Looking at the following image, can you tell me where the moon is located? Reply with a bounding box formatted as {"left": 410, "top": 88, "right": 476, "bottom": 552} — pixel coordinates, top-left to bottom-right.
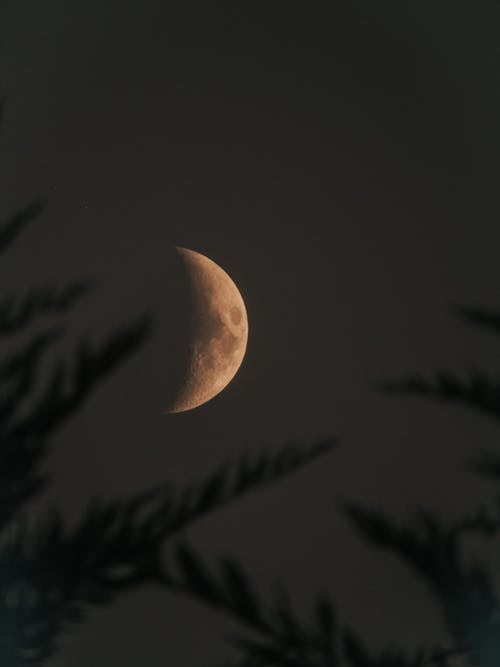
{"left": 166, "top": 247, "right": 249, "bottom": 413}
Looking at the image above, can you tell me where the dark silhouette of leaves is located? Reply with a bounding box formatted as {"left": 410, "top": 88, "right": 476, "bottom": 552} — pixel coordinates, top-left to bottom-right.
{"left": 342, "top": 504, "right": 496, "bottom": 667}
{"left": 0, "top": 439, "right": 336, "bottom": 662}
{"left": 368, "top": 299, "right": 500, "bottom": 667}
{"left": 0, "top": 330, "right": 63, "bottom": 424}
{"left": 0, "top": 316, "right": 153, "bottom": 537}
{"left": 455, "top": 305, "right": 500, "bottom": 334}
{"left": 378, "top": 301, "right": 500, "bottom": 424}
{"left": 378, "top": 370, "right": 500, "bottom": 420}
{"left": 467, "top": 455, "right": 500, "bottom": 480}
{"left": 161, "top": 541, "right": 341, "bottom": 667}
{"left": 5, "top": 314, "right": 153, "bottom": 442}
{"left": 0, "top": 200, "right": 46, "bottom": 256}
{"left": 342, "top": 632, "right": 462, "bottom": 667}
{"left": 0, "top": 283, "right": 92, "bottom": 336}
{"left": 0, "top": 170, "right": 341, "bottom": 664}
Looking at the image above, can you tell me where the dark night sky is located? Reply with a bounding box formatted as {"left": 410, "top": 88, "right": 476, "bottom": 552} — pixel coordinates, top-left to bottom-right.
{"left": 1, "top": 2, "right": 500, "bottom": 664}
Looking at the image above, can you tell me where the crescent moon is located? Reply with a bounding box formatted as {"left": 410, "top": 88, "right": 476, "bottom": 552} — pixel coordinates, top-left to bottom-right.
{"left": 166, "top": 247, "right": 249, "bottom": 413}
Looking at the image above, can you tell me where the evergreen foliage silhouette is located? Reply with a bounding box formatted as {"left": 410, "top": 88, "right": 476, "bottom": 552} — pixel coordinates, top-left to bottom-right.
{"left": 0, "top": 104, "right": 337, "bottom": 664}
{"left": 4, "top": 109, "right": 492, "bottom": 667}
{"left": 194, "top": 321, "right": 500, "bottom": 665}
{"left": 340, "top": 306, "right": 500, "bottom": 667}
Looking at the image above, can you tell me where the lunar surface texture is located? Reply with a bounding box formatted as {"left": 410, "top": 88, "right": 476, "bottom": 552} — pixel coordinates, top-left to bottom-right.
{"left": 166, "top": 247, "right": 248, "bottom": 413}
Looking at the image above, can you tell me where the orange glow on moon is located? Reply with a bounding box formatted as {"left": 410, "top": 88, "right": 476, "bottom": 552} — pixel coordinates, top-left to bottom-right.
{"left": 166, "top": 247, "right": 248, "bottom": 413}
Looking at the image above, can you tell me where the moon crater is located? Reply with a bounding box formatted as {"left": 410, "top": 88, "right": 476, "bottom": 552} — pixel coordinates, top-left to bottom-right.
{"left": 166, "top": 247, "right": 248, "bottom": 413}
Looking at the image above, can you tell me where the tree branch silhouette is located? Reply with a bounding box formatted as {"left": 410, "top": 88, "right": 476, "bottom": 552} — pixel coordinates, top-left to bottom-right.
{"left": 158, "top": 541, "right": 339, "bottom": 667}
{"left": 0, "top": 200, "right": 47, "bottom": 257}
{"left": 0, "top": 283, "right": 92, "bottom": 336}
{"left": 346, "top": 303, "right": 500, "bottom": 667}
{"left": 0, "top": 138, "right": 339, "bottom": 664}
{"left": 1, "top": 440, "right": 337, "bottom": 663}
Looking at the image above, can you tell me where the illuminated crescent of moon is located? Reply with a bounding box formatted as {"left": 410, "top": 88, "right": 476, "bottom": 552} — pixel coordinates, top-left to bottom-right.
{"left": 166, "top": 247, "right": 249, "bottom": 413}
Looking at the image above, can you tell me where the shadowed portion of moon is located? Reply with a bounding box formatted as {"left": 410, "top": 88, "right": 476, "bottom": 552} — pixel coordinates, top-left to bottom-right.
{"left": 165, "top": 247, "right": 248, "bottom": 413}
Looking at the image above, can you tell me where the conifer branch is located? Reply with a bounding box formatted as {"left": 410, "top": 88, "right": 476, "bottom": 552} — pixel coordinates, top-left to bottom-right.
{"left": 343, "top": 632, "right": 465, "bottom": 667}
{"left": 0, "top": 439, "right": 336, "bottom": 662}
{"left": 342, "top": 504, "right": 496, "bottom": 667}
{"left": 0, "top": 283, "right": 92, "bottom": 336}
{"left": 5, "top": 314, "right": 153, "bottom": 441}
{"left": 161, "top": 541, "right": 339, "bottom": 667}
{"left": 378, "top": 370, "right": 500, "bottom": 420}
{"left": 455, "top": 305, "right": 500, "bottom": 335}
{"left": 0, "top": 200, "right": 46, "bottom": 256}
